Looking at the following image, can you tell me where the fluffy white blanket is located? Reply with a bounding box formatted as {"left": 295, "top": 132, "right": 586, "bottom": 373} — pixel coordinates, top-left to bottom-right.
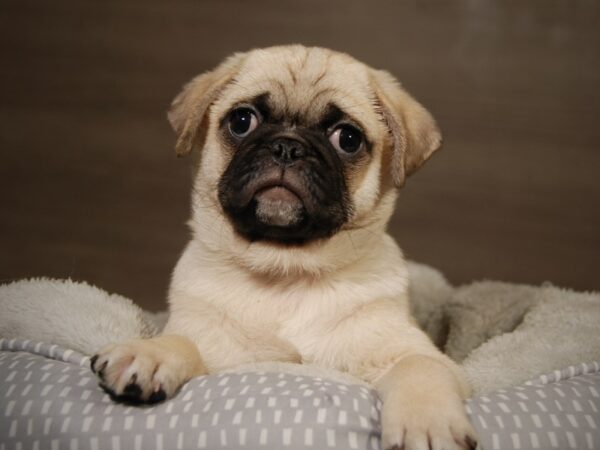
{"left": 1, "top": 262, "right": 599, "bottom": 395}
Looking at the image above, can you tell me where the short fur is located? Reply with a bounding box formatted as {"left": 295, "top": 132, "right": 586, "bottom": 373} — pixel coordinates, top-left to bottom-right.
{"left": 92, "top": 46, "right": 476, "bottom": 450}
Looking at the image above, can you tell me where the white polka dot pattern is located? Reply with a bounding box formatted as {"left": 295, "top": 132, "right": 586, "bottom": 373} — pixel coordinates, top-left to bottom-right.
{"left": 1, "top": 338, "right": 600, "bottom": 450}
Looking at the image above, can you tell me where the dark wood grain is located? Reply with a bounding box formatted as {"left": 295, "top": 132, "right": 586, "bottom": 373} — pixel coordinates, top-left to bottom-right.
{"left": 1, "top": 0, "right": 598, "bottom": 310}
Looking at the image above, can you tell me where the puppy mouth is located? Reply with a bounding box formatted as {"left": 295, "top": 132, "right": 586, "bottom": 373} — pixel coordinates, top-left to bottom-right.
{"left": 218, "top": 142, "right": 350, "bottom": 244}
{"left": 251, "top": 176, "right": 305, "bottom": 227}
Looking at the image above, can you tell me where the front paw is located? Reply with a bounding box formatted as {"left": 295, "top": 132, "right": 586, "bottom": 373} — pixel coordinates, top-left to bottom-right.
{"left": 381, "top": 396, "right": 477, "bottom": 450}
{"left": 90, "top": 338, "right": 193, "bottom": 404}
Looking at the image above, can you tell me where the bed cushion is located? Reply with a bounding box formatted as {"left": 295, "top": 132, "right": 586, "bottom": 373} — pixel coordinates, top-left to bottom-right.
{"left": 0, "top": 339, "right": 381, "bottom": 450}
{"left": 1, "top": 338, "right": 599, "bottom": 450}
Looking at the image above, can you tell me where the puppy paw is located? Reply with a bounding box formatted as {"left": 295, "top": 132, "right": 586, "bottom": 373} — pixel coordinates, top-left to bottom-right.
{"left": 90, "top": 335, "right": 205, "bottom": 404}
{"left": 381, "top": 399, "right": 477, "bottom": 450}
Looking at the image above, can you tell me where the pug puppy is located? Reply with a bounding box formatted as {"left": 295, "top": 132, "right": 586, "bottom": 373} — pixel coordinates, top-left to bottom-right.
{"left": 91, "top": 45, "right": 477, "bottom": 450}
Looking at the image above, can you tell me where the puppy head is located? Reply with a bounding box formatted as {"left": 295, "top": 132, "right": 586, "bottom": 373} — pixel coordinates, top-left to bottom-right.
{"left": 169, "top": 46, "right": 441, "bottom": 271}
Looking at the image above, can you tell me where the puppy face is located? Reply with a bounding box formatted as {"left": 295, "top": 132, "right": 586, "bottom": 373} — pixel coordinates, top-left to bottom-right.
{"left": 169, "top": 46, "right": 441, "bottom": 253}
{"left": 216, "top": 100, "right": 350, "bottom": 244}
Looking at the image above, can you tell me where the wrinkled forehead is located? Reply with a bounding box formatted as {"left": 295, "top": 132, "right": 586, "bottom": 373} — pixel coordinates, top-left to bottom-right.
{"left": 219, "top": 47, "right": 381, "bottom": 131}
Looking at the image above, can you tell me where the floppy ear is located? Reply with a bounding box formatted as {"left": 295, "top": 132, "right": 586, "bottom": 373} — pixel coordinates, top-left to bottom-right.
{"left": 168, "top": 53, "right": 246, "bottom": 156}
{"left": 369, "top": 69, "right": 442, "bottom": 187}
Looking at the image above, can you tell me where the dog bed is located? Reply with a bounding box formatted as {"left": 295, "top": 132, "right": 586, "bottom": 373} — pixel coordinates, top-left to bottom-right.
{"left": 1, "top": 339, "right": 599, "bottom": 450}
{"left": 1, "top": 262, "right": 600, "bottom": 449}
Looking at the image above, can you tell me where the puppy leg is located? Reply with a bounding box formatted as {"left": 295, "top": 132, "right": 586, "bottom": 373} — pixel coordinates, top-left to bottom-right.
{"left": 376, "top": 355, "right": 476, "bottom": 450}
{"left": 90, "top": 334, "right": 206, "bottom": 404}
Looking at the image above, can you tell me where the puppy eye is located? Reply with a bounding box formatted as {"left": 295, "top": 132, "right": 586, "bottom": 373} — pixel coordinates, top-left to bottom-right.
{"left": 228, "top": 107, "right": 259, "bottom": 138}
{"left": 329, "top": 125, "right": 363, "bottom": 154}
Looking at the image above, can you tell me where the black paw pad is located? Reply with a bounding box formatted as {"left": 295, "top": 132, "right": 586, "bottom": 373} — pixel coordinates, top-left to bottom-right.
{"left": 100, "top": 383, "right": 145, "bottom": 405}
{"left": 148, "top": 388, "right": 167, "bottom": 404}
{"left": 122, "top": 381, "right": 142, "bottom": 398}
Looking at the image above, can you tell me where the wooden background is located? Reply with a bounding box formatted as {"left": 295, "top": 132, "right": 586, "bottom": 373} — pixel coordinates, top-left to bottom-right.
{"left": 1, "top": 1, "right": 598, "bottom": 311}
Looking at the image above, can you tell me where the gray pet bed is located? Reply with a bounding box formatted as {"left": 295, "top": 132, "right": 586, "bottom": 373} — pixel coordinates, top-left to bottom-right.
{"left": 1, "top": 339, "right": 599, "bottom": 450}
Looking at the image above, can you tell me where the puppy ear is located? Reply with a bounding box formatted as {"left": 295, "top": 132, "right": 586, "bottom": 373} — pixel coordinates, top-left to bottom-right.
{"left": 370, "top": 69, "right": 442, "bottom": 187}
{"left": 168, "top": 53, "right": 246, "bottom": 156}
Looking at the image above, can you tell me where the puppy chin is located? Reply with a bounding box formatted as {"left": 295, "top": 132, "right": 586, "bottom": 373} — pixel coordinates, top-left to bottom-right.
{"left": 191, "top": 188, "right": 389, "bottom": 279}
{"left": 219, "top": 170, "right": 347, "bottom": 245}
{"left": 255, "top": 187, "right": 303, "bottom": 227}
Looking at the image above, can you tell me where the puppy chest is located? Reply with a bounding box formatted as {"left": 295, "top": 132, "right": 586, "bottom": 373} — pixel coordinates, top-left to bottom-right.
{"left": 220, "top": 292, "right": 349, "bottom": 363}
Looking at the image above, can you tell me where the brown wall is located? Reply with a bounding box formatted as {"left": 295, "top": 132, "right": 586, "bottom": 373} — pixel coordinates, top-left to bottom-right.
{"left": 1, "top": 1, "right": 599, "bottom": 311}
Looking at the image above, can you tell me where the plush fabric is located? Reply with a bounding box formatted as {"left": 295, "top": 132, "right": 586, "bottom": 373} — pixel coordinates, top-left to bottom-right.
{"left": 448, "top": 282, "right": 600, "bottom": 394}
{"left": 406, "top": 262, "right": 600, "bottom": 394}
{"left": 0, "top": 278, "right": 157, "bottom": 355}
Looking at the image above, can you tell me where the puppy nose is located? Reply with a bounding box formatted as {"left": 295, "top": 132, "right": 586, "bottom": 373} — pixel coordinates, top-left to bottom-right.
{"left": 270, "top": 138, "right": 306, "bottom": 166}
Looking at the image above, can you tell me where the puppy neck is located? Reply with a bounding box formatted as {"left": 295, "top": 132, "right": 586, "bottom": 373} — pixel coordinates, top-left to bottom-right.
{"left": 188, "top": 196, "right": 396, "bottom": 282}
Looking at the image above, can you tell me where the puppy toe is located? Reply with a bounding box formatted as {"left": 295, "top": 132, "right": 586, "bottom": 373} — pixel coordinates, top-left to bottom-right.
{"left": 452, "top": 429, "right": 477, "bottom": 450}
{"left": 465, "top": 435, "right": 478, "bottom": 450}
{"left": 148, "top": 387, "right": 167, "bottom": 404}
{"left": 450, "top": 418, "right": 478, "bottom": 450}
{"left": 120, "top": 373, "right": 143, "bottom": 400}
{"left": 151, "top": 363, "right": 184, "bottom": 399}
{"left": 381, "top": 425, "right": 405, "bottom": 450}
{"left": 402, "top": 430, "right": 430, "bottom": 450}
{"left": 115, "top": 354, "right": 158, "bottom": 401}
